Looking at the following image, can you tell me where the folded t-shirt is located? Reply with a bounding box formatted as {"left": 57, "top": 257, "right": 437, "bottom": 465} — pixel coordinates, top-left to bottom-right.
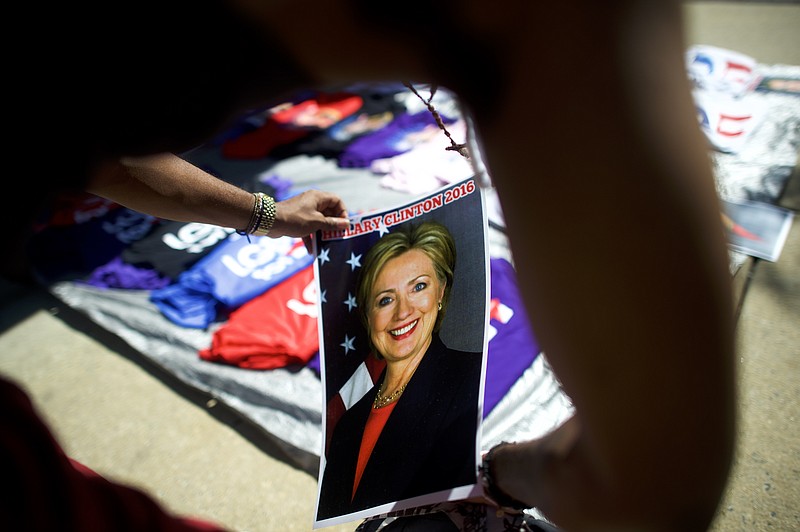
{"left": 198, "top": 265, "right": 320, "bottom": 369}
{"left": 150, "top": 233, "right": 313, "bottom": 328}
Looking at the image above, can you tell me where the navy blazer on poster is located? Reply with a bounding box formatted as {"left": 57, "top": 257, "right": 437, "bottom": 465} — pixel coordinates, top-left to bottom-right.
{"left": 317, "top": 334, "right": 483, "bottom": 520}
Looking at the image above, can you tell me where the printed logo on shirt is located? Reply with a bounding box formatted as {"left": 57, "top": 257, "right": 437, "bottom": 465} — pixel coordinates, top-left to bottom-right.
{"left": 221, "top": 237, "right": 310, "bottom": 279}
{"left": 686, "top": 45, "right": 760, "bottom": 97}
{"left": 162, "top": 223, "right": 236, "bottom": 253}
{"left": 72, "top": 197, "right": 119, "bottom": 225}
{"left": 101, "top": 210, "right": 157, "bottom": 244}
{"left": 487, "top": 297, "right": 514, "bottom": 342}
{"left": 287, "top": 278, "right": 318, "bottom": 318}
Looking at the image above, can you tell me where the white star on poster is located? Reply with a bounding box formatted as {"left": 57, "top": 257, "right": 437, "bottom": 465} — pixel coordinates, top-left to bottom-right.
{"left": 346, "top": 252, "right": 362, "bottom": 271}
{"left": 340, "top": 334, "right": 355, "bottom": 355}
{"left": 317, "top": 247, "right": 331, "bottom": 265}
{"left": 344, "top": 293, "right": 357, "bottom": 312}
{"left": 378, "top": 220, "right": 390, "bottom": 236}
{"left": 320, "top": 289, "right": 327, "bottom": 304}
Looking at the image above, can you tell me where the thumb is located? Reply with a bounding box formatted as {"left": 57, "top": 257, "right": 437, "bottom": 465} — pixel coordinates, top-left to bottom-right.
{"left": 318, "top": 214, "right": 351, "bottom": 231}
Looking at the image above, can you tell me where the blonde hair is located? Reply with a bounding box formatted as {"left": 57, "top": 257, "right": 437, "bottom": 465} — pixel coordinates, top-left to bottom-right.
{"left": 356, "top": 221, "right": 456, "bottom": 344}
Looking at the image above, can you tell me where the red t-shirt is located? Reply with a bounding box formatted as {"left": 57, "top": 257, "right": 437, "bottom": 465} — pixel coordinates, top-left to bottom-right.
{"left": 352, "top": 401, "right": 398, "bottom": 500}
{"left": 199, "top": 266, "right": 319, "bottom": 369}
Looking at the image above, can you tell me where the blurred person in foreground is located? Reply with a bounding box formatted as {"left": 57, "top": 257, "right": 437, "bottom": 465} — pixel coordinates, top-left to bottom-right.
{"left": 3, "top": 1, "right": 735, "bottom": 530}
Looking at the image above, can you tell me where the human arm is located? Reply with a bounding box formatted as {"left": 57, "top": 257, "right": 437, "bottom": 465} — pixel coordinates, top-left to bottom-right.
{"left": 86, "top": 153, "right": 350, "bottom": 239}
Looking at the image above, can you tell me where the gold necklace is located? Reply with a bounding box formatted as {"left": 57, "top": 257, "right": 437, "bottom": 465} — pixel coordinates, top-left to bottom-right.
{"left": 373, "top": 381, "right": 408, "bottom": 409}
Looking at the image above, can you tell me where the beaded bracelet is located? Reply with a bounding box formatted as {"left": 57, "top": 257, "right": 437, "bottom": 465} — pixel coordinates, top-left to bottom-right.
{"left": 479, "top": 441, "right": 530, "bottom": 511}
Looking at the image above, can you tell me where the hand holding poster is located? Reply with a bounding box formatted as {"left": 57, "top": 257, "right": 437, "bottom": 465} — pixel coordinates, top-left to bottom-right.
{"left": 313, "top": 177, "right": 490, "bottom": 528}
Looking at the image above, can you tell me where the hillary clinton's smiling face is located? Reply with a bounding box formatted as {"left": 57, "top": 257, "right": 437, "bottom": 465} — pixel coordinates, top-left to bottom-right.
{"left": 367, "top": 249, "right": 444, "bottom": 364}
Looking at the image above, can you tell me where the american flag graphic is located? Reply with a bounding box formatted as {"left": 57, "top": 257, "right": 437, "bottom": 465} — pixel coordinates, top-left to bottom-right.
{"left": 313, "top": 178, "right": 489, "bottom": 456}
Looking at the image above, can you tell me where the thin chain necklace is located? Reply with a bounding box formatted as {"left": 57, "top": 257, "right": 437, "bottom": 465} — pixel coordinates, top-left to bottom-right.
{"left": 403, "top": 81, "right": 470, "bottom": 160}
{"left": 373, "top": 380, "right": 408, "bottom": 409}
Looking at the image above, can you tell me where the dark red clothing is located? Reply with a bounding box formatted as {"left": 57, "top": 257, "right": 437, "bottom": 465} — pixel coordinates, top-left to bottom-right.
{"left": 0, "top": 376, "right": 227, "bottom": 532}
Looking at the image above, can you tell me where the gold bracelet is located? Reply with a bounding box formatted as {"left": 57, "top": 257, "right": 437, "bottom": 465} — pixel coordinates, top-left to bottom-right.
{"left": 250, "top": 192, "right": 276, "bottom": 236}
